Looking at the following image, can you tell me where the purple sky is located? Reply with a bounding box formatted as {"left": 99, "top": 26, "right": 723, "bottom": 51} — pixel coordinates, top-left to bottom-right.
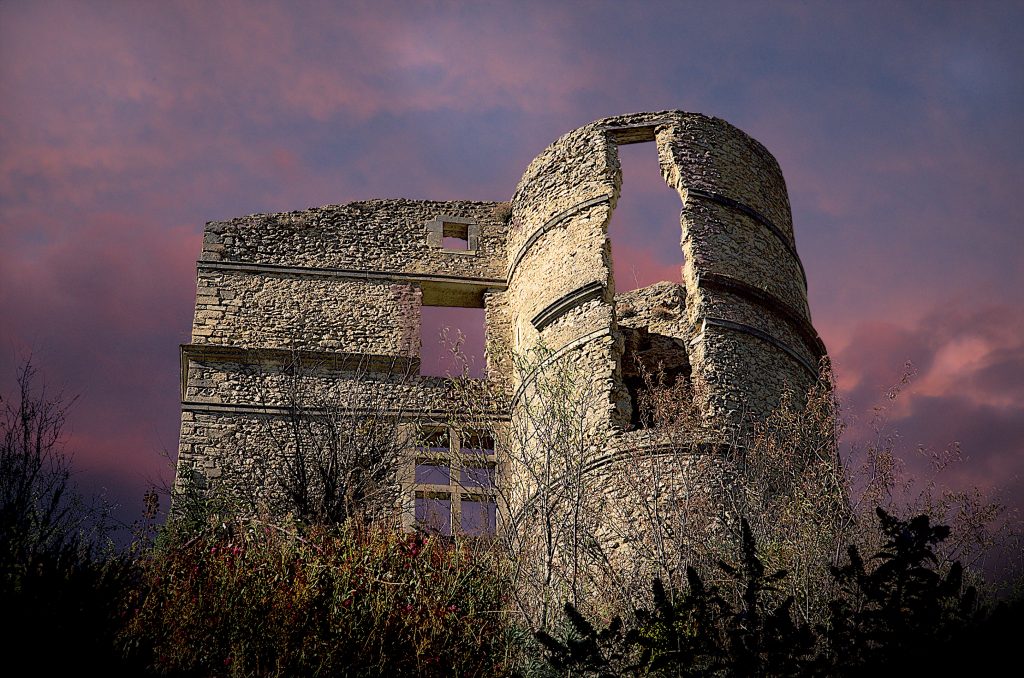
{"left": 2, "top": 1, "right": 1022, "bottom": 527}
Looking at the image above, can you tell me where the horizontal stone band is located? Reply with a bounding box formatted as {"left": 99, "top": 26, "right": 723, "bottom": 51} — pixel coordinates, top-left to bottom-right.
{"left": 698, "top": 273, "right": 825, "bottom": 359}
{"left": 197, "top": 260, "right": 507, "bottom": 289}
{"left": 686, "top": 188, "right": 808, "bottom": 290}
{"left": 510, "top": 328, "right": 613, "bottom": 406}
{"left": 531, "top": 280, "right": 606, "bottom": 331}
{"left": 508, "top": 195, "right": 611, "bottom": 282}
{"left": 181, "top": 400, "right": 508, "bottom": 420}
{"left": 694, "top": 317, "right": 819, "bottom": 377}
{"left": 179, "top": 344, "right": 421, "bottom": 401}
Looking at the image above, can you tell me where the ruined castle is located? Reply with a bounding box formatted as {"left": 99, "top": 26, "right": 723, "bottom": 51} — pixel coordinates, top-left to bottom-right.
{"left": 175, "top": 111, "right": 827, "bottom": 539}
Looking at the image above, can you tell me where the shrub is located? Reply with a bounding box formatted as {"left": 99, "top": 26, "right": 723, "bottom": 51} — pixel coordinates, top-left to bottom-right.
{"left": 536, "top": 509, "right": 1016, "bottom": 677}
{"left": 121, "top": 521, "right": 508, "bottom": 676}
{"left": 0, "top": 359, "right": 142, "bottom": 674}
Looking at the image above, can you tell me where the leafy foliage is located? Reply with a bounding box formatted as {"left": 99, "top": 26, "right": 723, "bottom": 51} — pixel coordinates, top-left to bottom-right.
{"left": 715, "top": 519, "right": 816, "bottom": 676}
{"left": 822, "top": 507, "right": 982, "bottom": 675}
{"left": 535, "top": 604, "right": 634, "bottom": 677}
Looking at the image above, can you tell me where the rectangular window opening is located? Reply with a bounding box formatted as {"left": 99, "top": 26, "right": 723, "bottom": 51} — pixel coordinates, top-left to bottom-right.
{"left": 418, "top": 428, "right": 450, "bottom": 455}
{"left": 460, "top": 497, "right": 497, "bottom": 536}
{"left": 411, "top": 426, "right": 497, "bottom": 537}
{"left": 461, "top": 431, "right": 495, "bottom": 457}
{"left": 415, "top": 462, "right": 450, "bottom": 485}
{"left": 420, "top": 305, "right": 486, "bottom": 378}
{"left": 459, "top": 465, "right": 496, "bottom": 489}
{"left": 415, "top": 493, "right": 452, "bottom": 536}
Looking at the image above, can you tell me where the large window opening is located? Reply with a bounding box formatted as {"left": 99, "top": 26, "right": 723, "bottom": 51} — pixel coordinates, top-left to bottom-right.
{"left": 607, "top": 142, "right": 684, "bottom": 293}
{"left": 420, "top": 305, "right": 486, "bottom": 378}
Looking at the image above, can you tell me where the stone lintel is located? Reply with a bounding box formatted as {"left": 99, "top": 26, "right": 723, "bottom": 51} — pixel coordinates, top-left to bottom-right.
{"left": 599, "top": 118, "right": 674, "bottom": 145}
{"left": 420, "top": 280, "right": 488, "bottom": 308}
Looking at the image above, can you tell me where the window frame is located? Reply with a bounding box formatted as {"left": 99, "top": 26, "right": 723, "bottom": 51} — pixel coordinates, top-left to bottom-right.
{"left": 408, "top": 426, "right": 497, "bottom": 536}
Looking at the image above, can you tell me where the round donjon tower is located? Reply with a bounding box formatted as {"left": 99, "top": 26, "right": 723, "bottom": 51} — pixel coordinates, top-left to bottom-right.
{"left": 502, "top": 111, "right": 827, "bottom": 588}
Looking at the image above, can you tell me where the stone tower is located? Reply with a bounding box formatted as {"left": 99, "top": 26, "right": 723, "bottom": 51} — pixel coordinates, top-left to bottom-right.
{"left": 175, "top": 111, "right": 826, "bottom": 537}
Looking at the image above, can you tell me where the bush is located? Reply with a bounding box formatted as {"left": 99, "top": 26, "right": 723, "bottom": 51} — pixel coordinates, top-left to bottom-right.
{"left": 535, "top": 509, "right": 1019, "bottom": 677}
{"left": 121, "top": 521, "right": 508, "bottom": 676}
{"left": 0, "top": 360, "right": 142, "bottom": 674}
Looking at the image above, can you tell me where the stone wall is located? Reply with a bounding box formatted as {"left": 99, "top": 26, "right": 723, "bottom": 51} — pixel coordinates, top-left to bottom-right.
{"left": 192, "top": 271, "right": 421, "bottom": 354}
{"left": 498, "top": 111, "right": 824, "bottom": 536}
{"left": 200, "top": 199, "right": 508, "bottom": 280}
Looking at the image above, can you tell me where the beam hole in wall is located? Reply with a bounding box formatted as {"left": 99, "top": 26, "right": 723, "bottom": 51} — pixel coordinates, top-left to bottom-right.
{"left": 607, "top": 142, "right": 685, "bottom": 293}
{"left": 420, "top": 305, "right": 486, "bottom": 378}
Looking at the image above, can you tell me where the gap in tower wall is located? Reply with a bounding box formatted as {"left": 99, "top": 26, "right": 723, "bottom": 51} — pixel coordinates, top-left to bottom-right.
{"left": 607, "top": 141, "right": 685, "bottom": 293}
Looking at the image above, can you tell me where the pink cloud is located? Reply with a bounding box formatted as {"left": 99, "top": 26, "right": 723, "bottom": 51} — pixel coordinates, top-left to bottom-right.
{"left": 0, "top": 208, "right": 199, "bottom": 518}
{"left": 833, "top": 303, "right": 1024, "bottom": 508}
{"left": 611, "top": 244, "right": 683, "bottom": 293}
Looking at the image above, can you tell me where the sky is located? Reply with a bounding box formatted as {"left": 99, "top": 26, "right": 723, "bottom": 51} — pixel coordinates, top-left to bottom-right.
{"left": 1, "top": 0, "right": 1022, "bottom": 531}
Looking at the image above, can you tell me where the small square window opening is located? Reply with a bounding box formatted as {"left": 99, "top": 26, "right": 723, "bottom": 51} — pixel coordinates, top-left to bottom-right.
{"left": 442, "top": 222, "right": 470, "bottom": 250}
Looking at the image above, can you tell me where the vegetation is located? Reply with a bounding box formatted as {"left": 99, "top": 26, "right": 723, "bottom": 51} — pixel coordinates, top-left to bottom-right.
{"left": 0, "top": 360, "right": 142, "bottom": 675}
{"left": 0, "top": 357, "right": 1020, "bottom": 676}
{"left": 123, "top": 522, "right": 507, "bottom": 676}
{"left": 206, "top": 349, "right": 421, "bottom": 526}
{"left": 533, "top": 510, "right": 992, "bottom": 677}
